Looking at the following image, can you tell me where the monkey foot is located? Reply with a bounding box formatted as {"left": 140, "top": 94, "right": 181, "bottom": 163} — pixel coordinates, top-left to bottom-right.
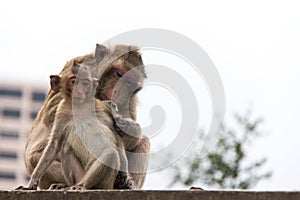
{"left": 48, "top": 183, "right": 68, "bottom": 190}
{"left": 65, "top": 185, "right": 86, "bottom": 191}
{"left": 49, "top": 183, "right": 86, "bottom": 191}
{"left": 189, "top": 187, "right": 204, "bottom": 191}
{"left": 113, "top": 172, "right": 134, "bottom": 189}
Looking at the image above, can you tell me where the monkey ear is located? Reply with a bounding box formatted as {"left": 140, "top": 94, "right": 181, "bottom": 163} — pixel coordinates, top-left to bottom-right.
{"left": 95, "top": 44, "right": 109, "bottom": 64}
{"left": 50, "top": 75, "right": 61, "bottom": 92}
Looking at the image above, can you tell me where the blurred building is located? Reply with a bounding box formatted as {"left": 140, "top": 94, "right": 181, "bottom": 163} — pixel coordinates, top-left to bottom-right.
{"left": 0, "top": 81, "right": 48, "bottom": 189}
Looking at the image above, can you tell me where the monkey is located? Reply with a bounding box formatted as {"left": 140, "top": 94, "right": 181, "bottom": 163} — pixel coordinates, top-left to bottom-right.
{"left": 23, "top": 44, "right": 150, "bottom": 189}
{"left": 95, "top": 44, "right": 150, "bottom": 188}
{"left": 94, "top": 45, "right": 146, "bottom": 148}
{"left": 22, "top": 45, "right": 109, "bottom": 189}
{"left": 17, "top": 64, "right": 133, "bottom": 190}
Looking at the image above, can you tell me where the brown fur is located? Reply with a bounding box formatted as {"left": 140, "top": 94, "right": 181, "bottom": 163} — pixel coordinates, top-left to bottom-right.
{"left": 95, "top": 45, "right": 150, "bottom": 187}
{"left": 21, "top": 66, "right": 132, "bottom": 190}
{"left": 24, "top": 44, "right": 150, "bottom": 189}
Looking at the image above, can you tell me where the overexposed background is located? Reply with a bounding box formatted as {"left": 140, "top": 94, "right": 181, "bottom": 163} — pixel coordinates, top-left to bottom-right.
{"left": 1, "top": 0, "right": 300, "bottom": 190}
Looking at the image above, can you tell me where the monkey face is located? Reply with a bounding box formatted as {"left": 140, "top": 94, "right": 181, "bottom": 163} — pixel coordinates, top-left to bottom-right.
{"left": 106, "top": 66, "right": 143, "bottom": 108}
{"left": 94, "top": 45, "right": 146, "bottom": 107}
{"left": 50, "top": 72, "right": 95, "bottom": 105}
{"left": 98, "top": 64, "right": 143, "bottom": 100}
{"left": 71, "top": 77, "right": 93, "bottom": 104}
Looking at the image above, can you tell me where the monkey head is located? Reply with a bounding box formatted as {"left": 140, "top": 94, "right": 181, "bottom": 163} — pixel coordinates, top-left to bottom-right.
{"left": 96, "top": 45, "right": 147, "bottom": 106}
{"left": 50, "top": 67, "right": 98, "bottom": 105}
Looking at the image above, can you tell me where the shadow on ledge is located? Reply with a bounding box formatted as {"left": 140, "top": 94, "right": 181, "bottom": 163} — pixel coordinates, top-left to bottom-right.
{"left": 1, "top": 190, "right": 300, "bottom": 200}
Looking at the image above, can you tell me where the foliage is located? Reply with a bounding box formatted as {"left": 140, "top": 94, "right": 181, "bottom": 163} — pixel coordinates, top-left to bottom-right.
{"left": 169, "top": 111, "right": 272, "bottom": 189}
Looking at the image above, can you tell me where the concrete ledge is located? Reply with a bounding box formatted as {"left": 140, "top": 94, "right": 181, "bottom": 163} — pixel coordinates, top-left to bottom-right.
{"left": 1, "top": 190, "right": 300, "bottom": 200}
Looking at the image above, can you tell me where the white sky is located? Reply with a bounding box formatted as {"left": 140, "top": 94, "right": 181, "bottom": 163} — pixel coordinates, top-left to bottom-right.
{"left": 1, "top": 0, "right": 300, "bottom": 190}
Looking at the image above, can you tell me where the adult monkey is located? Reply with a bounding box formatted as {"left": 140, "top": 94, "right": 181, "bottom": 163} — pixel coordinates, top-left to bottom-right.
{"left": 25, "top": 44, "right": 150, "bottom": 189}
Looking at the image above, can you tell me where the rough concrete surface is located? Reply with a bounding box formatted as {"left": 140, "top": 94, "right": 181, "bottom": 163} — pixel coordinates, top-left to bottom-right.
{"left": 1, "top": 190, "right": 300, "bottom": 200}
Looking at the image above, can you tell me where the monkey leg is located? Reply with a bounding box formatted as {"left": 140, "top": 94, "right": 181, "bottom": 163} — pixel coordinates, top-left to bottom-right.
{"left": 76, "top": 148, "right": 120, "bottom": 189}
{"left": 61, "top": 146, "right": 85, "bottom": 186}
{"left": 27, "top": 152, "right": 65, "bottom": 189}
{"left": 113, "top": 136, "right": 134, "bottom": 189}
{"left": 127, "top": 136, "right": 150, "bottom": 189}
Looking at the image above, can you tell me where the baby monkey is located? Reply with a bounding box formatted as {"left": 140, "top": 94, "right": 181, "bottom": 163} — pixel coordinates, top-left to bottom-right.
{"left": 17, "top": 65, "right": 133, "bottom": 190}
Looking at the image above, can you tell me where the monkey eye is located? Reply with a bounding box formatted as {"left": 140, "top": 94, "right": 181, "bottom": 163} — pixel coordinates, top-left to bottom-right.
{"left": 82, "top": 80, "right": 91, "bottom": 87}
{"left": 115, "top": 69, "right": 124, "bottom": 78}
{"left": 70, "top": 77, "right": 76, "bottom": 85}
{"left": 125, "top": 77, "right": 135, "bottom": 85}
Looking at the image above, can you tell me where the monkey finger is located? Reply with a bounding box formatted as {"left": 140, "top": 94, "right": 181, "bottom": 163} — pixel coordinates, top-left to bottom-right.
{"left": 116, "top": 120, "right": 129, "bottom": 127}
{"left": 65, "top": 185, "right": 86, "bottom": 191}
{"left": 48, "top": 183, "right": 68, "bottom": 190}
{"left": 15, "top": 185, "right": 37, "bottom": 190}
{"left": 111, "top": 101, "right": 119, "bottom": 113}
{"left": 116, "top": 117, "right": 134, "bottom": 126}
{"left": 15, "top": 185, "right": 26, "bottom": 190}
{"left": 116, "top": 122, "right": 132, "bottom": 133}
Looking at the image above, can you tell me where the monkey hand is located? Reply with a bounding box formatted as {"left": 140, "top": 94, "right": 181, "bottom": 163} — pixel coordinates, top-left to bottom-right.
{"left": 111, "top": 101, "right": 119, "bottom": 113}
{"left": 115, "top": 116, "right": 141, "bottom": 137}
{"left": 15, "top": 181, "right": 38, "bottom": 190}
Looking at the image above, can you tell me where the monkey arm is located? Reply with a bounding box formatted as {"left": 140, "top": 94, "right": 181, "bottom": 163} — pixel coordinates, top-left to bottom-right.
{"left": 114, "top": 116, "right": 142, "bottom": 151}
{"left": 27, "top": 124, "right": 63, "bottom": 189}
